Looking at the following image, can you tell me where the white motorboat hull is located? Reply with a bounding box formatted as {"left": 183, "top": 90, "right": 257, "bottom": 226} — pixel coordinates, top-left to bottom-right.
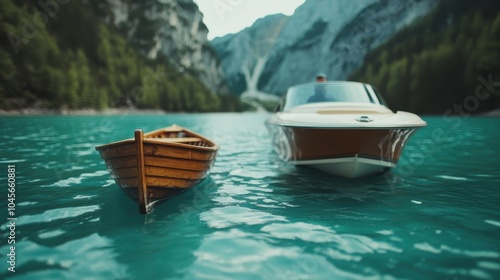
{"left": 291, "top": 156, "right": 396, "bottom": 178}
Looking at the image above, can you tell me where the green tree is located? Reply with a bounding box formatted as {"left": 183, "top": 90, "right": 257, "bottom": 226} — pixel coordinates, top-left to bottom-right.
{"left": 0, "top": 0, "right": 237, "bottom": 112}
{"left": 349, "top": 0, "right": 500, "bottom": 114}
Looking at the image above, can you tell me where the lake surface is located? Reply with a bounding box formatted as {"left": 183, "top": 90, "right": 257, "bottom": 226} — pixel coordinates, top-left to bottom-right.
{"left": 0, "top": 113, "right": 499, "bottom": 279}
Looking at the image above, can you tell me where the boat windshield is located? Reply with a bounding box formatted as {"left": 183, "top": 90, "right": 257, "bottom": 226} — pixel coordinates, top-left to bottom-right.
{"left": 283, "top": 82, "right": 381, "bottom": 111}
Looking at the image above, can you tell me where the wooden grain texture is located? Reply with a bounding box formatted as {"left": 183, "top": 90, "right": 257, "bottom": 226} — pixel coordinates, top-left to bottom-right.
{"left": 116, "top": 176, "right": 197, "bottom": 189}
{"left": 98, "top": 142, "right": 136, "bottom": 159}
{"left": 135, "top": 130, "right": 148, "bottom": 214}
{"left": 145, "top": 155, "right": 213, "bottom": 170}
{"left": 110, "top": 165, "right": 207, "bottom": 180}
{"left": 143, "top": 144, "right": 215, "bottom": 160}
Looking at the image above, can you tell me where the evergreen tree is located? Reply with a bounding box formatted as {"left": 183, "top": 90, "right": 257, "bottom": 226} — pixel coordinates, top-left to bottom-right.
{"left": 0, "top": 0, "right": 238, "bottom": 112}
{"left": 349, "top": 0, "right": 500, "bottom": 114}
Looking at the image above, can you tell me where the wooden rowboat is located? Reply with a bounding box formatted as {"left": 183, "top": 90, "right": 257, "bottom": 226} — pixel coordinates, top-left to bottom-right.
{"left": 95, "top": 125, "right": 219, "bottom": 214}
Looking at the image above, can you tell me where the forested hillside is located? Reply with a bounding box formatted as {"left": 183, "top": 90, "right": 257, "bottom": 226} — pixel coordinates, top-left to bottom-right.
{"left": 0, "top": 0, "right": 240, "bottom": 112}
{"left": 349, "top": 0, "right": 500, "bottom": 114}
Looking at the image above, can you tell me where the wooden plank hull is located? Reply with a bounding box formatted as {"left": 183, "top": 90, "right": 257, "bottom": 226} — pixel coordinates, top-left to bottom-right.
{"left": 96, "top": 125, "right": 218, "bottom": 213}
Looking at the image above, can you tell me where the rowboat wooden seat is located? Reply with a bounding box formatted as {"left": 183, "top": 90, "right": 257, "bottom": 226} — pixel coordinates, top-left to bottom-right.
{"left": 150, "top": 137, "right": 202, "bottom": 143}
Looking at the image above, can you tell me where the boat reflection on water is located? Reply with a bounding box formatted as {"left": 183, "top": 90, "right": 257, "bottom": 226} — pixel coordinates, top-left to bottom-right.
{"left": 266, "top": 81, "right": 427, "bottom": 178}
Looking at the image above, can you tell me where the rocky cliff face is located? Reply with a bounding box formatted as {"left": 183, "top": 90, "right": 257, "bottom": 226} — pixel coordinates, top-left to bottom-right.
{"left": 104, "top": 0, "right": 227, "bottom": 93}
{"left": 212, "top": 0, "right": 437, "bottom": 95}
{"left": 212, "top": 14, "right": 289, "bottom": 95}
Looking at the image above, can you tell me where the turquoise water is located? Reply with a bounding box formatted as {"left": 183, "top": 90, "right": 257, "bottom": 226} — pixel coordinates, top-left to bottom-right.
{"left": 0, "top": 113, "right": 499, "bottom": 279}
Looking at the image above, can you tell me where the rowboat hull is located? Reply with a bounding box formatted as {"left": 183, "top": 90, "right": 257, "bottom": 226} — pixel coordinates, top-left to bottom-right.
{"left": 96, "top": 125, "right": 218, "bottom": 213}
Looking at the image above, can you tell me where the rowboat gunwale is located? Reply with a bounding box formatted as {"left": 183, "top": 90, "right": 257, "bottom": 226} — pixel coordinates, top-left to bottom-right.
{"left": 95, "top": 125, "right": 219, "bottom": 152}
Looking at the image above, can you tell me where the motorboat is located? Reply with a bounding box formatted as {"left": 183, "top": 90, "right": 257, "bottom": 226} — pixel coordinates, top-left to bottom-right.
{"left": 265, "top": 81, "right": 426, "bottom": 178}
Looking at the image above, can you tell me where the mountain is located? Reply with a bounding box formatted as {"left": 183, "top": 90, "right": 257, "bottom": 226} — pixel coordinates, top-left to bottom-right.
{"left": 212, "top": 0, "right": 437, "bottom": 96}
{"left": 212, "top": 14, "right": 289, "bottom": 96}
{"left": 97, "top": 0, "right": 227, "bottom": 94}
{"left": 212, "top": 14, "right": 289, "bottom": 110}
{"left": 0, "top": 0, "right": 236, "bottom": 112}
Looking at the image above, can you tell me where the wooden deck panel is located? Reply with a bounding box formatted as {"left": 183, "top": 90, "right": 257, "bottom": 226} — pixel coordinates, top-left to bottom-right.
{"left": 145, "top": 155, "right": 213, "bottom": 170}
{"left": 116, "top": 176, "right": 198, "bottom": 189}
{"left": 143, "top": 144, "right": 216, "bottom": 161}
{"left": 98, "top": 142, "right": 136, "bottom": 159}
{"left": 104, "top": 155, "right": 213, "bottom": 171}
{"left": 110, "top": 165, "right": 207, "bottom": 180}
{"left": 103, "top": 156, "right": 137, "bottom": 169}
{"left": 98, "top": 143, "right": 215, "bottom": 161}
{"left": 147, "top": 137, "right": 202, "bottom": 143}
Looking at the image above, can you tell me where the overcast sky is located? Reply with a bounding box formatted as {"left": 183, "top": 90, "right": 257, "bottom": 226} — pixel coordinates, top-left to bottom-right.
{"left": 194, "top": 0, "right": 306, "bottom": 40}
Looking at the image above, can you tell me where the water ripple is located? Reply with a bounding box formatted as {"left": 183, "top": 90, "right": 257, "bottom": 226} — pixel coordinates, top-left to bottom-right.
{"left": 13, "top": 235, "right": 127, "bottom": 279}
{"left": 485, "top": 220, "right": 500, "bottom": 227}
{"left": 229, "top": 168, "right": 277, "bottom": 180}
{"left": 39, "top": 229, "right": 66, "bottom": 239}
{"left": 188, "top": 229, "right": 352, "bottom": 280}
{"left": 18, "top": 205, "right": 100, "bottom": 225}
{"left": 415, "top": 243, "right": 500, "bottom": 258}
{"left": 261, "top": 222, "right": 337, "bottom": 243}
{"left": 45, "top": 170, "right": 109, "bottom": 188}
{"left": 0, "top": 158, "right": 27, "bottom": 163}
{"left": 436, "top": 175, "right": 468, "bottom": 181}
{"left": 200, "top": 206, "right": 288, "bottom": 229}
